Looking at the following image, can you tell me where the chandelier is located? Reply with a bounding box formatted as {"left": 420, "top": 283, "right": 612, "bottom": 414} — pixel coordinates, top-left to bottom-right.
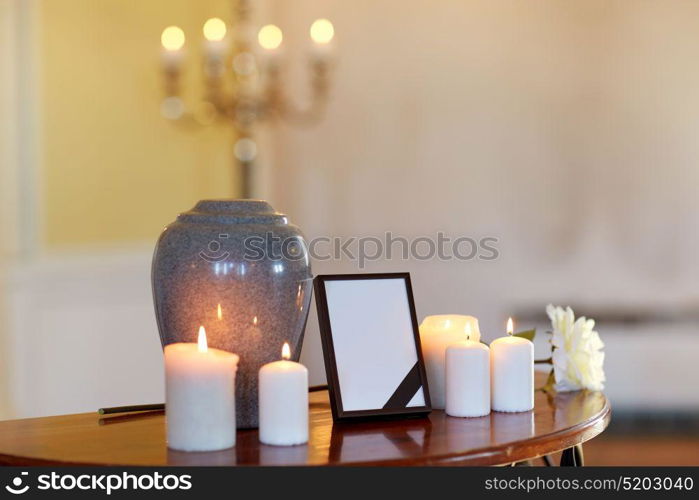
{"left": 159, "top": 0, "right": 335, "bottom": 197}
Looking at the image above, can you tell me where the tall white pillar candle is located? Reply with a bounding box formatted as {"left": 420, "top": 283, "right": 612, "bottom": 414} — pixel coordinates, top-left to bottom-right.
{"left": 445, "top": 336, "right": 490, "bottom": 417}
{"left": 419, "top": 315, "right": 481, "bottom": 409}
{"left": 490, "top": 318, "right": 534, "bottom": 412}
{"left": 165, "top": 326, "right": 239, "bottom": 451}
{"left": 259, "top": 343, "right": 309, "bottom": 446}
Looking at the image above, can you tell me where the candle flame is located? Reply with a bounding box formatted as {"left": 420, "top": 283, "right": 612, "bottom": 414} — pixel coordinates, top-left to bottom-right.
{"left": 161, "top": 26, "right": 185, "bottom": 51}
{"left": 217, "top": 303, "right": 222, "bottom": 320}
{"left": 507, "top": 317, "right": 514, "bottom": 336}
{"left": 198, "top": 325, "right": 208, "bottom": 353}
{"left": 465, "top": 322, "right": 472, "bottom": 341}
{"left": 253, "top": 316, "right": 258, "bottom": 326}
{"left": 282, "top": 342, "right": 291, "bottom": 360}
{"left": 203, "top": 17, "right": 226, "bottom": 42}
{"left": 310, "top": 18, "right": 334, "bottom": 45}
{"left": 258, "top": 24, "right": 283, "bottom": 50}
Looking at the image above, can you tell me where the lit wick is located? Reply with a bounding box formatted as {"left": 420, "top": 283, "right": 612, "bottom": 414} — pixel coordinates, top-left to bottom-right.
{"left": 282, "top": 342, "right": 291, "bottom": 360}
{"left": 507, "top": 317, "right": 514, "bottom": 336}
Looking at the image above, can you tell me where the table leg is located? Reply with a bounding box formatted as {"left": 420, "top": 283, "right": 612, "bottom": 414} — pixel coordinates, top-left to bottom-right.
{"left": 560, "top": 444, "right": 584, "bottom": 466}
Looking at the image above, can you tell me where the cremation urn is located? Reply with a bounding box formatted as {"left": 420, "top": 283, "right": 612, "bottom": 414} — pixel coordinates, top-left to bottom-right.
{"left": 152, "top": 200, "right": 313, "bottom": 428}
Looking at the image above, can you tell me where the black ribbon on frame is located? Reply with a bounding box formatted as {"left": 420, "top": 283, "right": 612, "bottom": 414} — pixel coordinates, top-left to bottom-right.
{"left": 382, "top": 362, "right": 423, "bottom": 409}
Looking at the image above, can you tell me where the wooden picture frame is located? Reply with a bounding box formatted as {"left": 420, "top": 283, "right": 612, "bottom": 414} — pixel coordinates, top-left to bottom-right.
{"left": 314, "top": 273, "right": 431, "bottom": 421}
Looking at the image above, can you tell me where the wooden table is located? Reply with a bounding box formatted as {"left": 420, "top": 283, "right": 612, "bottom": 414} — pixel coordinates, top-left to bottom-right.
{"left": 0, "top": 376, "right": 609, "bottom": 466}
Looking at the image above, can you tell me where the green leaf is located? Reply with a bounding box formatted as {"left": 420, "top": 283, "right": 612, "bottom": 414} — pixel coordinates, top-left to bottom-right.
{"left": 537, "top": 369, "right": 556, "bottom": 394}
{"left": 514, "top": 328, "right": 536, "bottom": 341}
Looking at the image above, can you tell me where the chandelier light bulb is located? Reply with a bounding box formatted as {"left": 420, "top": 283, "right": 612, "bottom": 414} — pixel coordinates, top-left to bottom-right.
{"left": 310, "top": 19, "right": 334, "bottom": 44}
{"left": 234, "top": 138, "right": 258, "bottom": 162}
{"left": 161, "top": 26, "right": 185, "bottom": 51}
{"left": 160, "top": 97, "right": 184, "bottom": 120}
{"left": 203, "top": 17, "right": 227, "bottom": 42}
{"left": 258, "top": 24, "right": 283, "bottom": 50}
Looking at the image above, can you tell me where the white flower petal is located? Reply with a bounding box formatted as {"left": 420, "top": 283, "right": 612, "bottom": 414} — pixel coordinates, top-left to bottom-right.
{"left": 547, "top": 304, "right": 605, "bottom": 392}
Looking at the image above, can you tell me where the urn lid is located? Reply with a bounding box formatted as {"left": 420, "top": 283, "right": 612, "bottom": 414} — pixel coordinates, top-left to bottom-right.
{"left": 177, "top": 200, "right": 289, "bottom": 225}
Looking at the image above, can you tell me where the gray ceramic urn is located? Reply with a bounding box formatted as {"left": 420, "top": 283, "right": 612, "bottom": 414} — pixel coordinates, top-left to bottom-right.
{"left": 152, "top": 200, "right": 313, "bottom": 428}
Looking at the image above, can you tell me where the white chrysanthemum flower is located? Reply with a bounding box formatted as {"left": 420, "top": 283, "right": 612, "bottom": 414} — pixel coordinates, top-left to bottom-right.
{"left": 546, "top": 304, "right": 605, "bottom": 392}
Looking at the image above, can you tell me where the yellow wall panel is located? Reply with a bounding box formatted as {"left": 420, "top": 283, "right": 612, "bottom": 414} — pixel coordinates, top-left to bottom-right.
{"left": 40, "top": 0, "right": 237, "bottom": 247}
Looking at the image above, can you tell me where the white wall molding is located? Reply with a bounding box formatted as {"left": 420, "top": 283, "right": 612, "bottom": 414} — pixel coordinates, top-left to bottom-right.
{"left": 0, "top": 0, "right": 22, "bottom": 418}
{"left": 0, "top": 0, "right": 41, "bottom": 259}
{"left": 5, "top": 248, "right": 164, "bottom": 419}
{"left": 0, "top": 0, "right": 42, "bottom": 418}
{"left": 15, "top": 0, "right": 42, "bottom": 257}
{"left": 0, "top": 0, "right": 21, "bottom": 259}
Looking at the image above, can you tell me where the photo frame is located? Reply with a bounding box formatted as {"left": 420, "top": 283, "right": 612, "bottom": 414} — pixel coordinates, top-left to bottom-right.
{"left": 314, "top": 273, "right": 431, "bottom": 421}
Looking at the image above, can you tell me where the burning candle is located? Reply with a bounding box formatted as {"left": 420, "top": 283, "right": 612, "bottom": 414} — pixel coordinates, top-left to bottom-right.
{"left": 258, "top": 24, "right": 283, "bottom": 61}
{"left": 445, "top": 324, "right": 490, "bottom": 417}
{"left": 203, "top": 17, "right": 228, "bottom": 60}
{"left": 161, "top": 25, "right": 185, "bottom": 69}
{"left": 165, "top": 326, "right": 239, "bottom": 451}
{"left": 309, "top": 18, "right": 335, "bottom": 59}
{"left": 490, "top": 318, "right": 534, "bottom": 412}
{"left": 419, "top": 315, "right": 481, "bottom": 409}
{"left": 258, "top": 343, "right": 308, "bottom": 446}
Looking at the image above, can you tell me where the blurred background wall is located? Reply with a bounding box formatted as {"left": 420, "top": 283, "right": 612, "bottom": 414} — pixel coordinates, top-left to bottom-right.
{"left": 41, "top": 0, "right": 237, "bottom": 247}
{"left": 1, "top": 0, "right": 238, "bottom": 419}
{"left": 1, "top": 0, "right": 698, "bottom": 463}
{"left": 278, "top": 0, "right": 699, "bottom": 411}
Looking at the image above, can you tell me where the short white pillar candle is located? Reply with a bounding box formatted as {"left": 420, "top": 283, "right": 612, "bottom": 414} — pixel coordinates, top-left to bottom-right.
{"left": 445, "top": 333, "right": 490, "bottom": 418}
{"left": 165, "top": 326, "right": 239, "bottom": 451}
{"left": 419, "top": 315, "right": 481, "bottom": 409}
{"left": 259, "top": 343, "right": 309, "bottom": 446}
{"left": 490, "top": 318, "right": 534, "bottom": 412}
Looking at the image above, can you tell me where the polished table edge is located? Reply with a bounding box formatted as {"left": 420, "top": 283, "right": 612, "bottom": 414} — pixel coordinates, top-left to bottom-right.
{"left": 399, "top": 399, "right": 612, "bottom": 467}
{"left": 0, "top": 393, "right": 611, "bottom": 467}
